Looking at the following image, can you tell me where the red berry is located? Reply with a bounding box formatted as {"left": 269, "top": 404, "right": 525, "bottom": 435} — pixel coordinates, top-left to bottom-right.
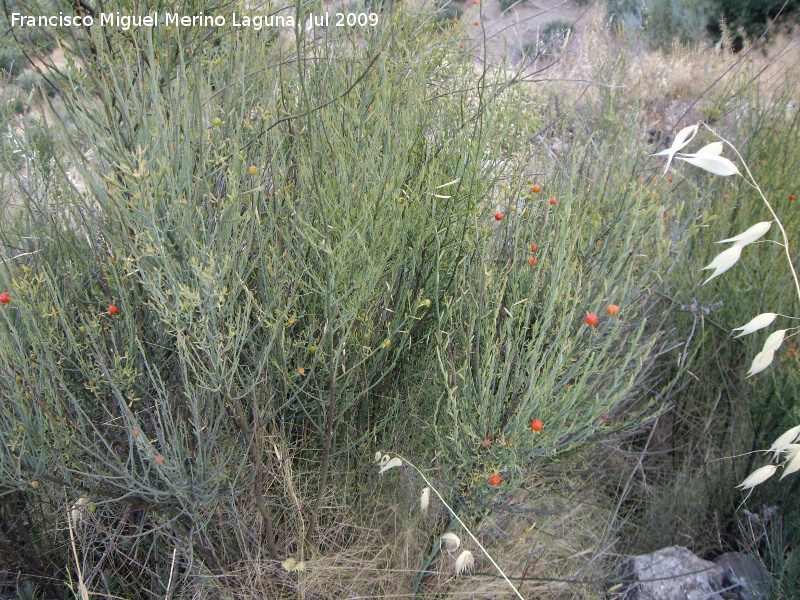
{"left": 599, "top": 413, "right": 609, "bottom": 421}
{"left": 790, "top": 195, "right": 796, "bottom": 201}
{"left": 528, "top": 256, "right": 536, "bottom": 265}
{"left": 154, "top": 455, "right": 164, "bottom": 463}
{"left": 108, "top": 305, "right": 119, "bottom": 315}
{"left": 530, "top": 244, "right": 538, "bottom": 252}
{"left": 532, "top": 184, "right": 541, "bottom": 193}
{"left": 481, "top": 439, "right": 491, "bottom": 448}
{"left": 0, "top": 292, "right": 9, "bottom": 304}
{"left": 530, "top": 419, "right": 543, "bottom": 432}
{"left": 494, "top": 212, "right": 503, "bottom": 221}
{"left": 549, "top": 197, "right": 557, "bottom": 205}
{"left": 490, "top": 475, "right": 501, "bottom": 486}
{"left": 585, "top": 313, "right": 599, "bottom": 326}
{"left": 606, "top": 304, "right": 619, "bottom": 315}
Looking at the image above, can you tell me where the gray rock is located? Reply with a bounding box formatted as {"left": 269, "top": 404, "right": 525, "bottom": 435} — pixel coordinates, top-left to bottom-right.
{"left": 713, "top": 553, "right": 772, "bottom": 600}
{"left": 625, "top": 546, "right": 725, "bottom": 600}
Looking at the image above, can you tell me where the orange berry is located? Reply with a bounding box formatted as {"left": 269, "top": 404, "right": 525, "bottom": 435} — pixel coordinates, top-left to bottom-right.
{"left": 132, "top": 428, "right": 140, "bottom": 436}
{"left": 108, "top": 305, "right": 118, "bottom": 315}
{"left": 606, "top": 304, "right": 619, "bottom": 315}
{"left": 790, "top": 194, "right": 796, "bottom": 201}
{"left": 0, "top": 292, "right": 10, "bottom": 304}
{"left": 481, "top": 439, "right": 491, "bottom": 448}
{"left": 530, "top": 244, "right": 538, "bottom": 252}
{"left": 667, "top": 177, "right": 673, "bottom": 182}
{"left": 459, "top": 43, "right": 465, "bottom": 49}
{"left": 474, "top": 20, "right": 480, "bottom": 26}
{"left": 297, "top": 367, "right": 305, "bottom": 375}
{"left": 530, "top": 419, "right": 543, "bottom": 432}
{"left": 532, "top": 184, "right": 541, "bottom": 193}
{"left": 530, "top": 257, "right": 538, "bottom": 266}
{"left": 154, "top": 455, "right": 164, "bottom": 464}
{"left": 548, "top": 197, "right": 557, "bottom": 205}
{"left": 585, "top": 312, "right": 599, "bottom": 326}
{"left": 490, "top": 474, "right": 501, "bottom": 486}
{"left": 494, "top": 212, "right": 503, "bottom": 221}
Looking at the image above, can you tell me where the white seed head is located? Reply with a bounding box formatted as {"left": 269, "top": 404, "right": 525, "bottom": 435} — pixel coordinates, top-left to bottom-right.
{"left": 736, "top": 464, "right": 777, "bottom": 490}
{"left": 716, "top": 221, "right": 772, "bottom": 248}
{"left": 374, "top": 451, "right": 383, "bottom": 463}
{"left": 440, "top": 532, "right": 461, "bottom": 552}
{"left": 733, "top": 313, "right": 777, "bottom": 337}
{"left": 378, "top": 456, "right": 403, "bottom": 474}
{"left": 695, "top": 141, "right": 724, "bottom": 156}
{"left": 420, "top": 487, "right": 430, "bottom": 512}
{"left": 676, "top": 153, "right": 740, "bottom": 176}
{"left": 454, "top": 550, "right": 475, "bottom": 576}
{"left": 762, "top": 330, "right": 786, "bottom": 354}
{"left": 746, "top": 350, "right": 775, "bottom": 378}
{"left": 781, "top": 449, "right": 800, "bottom": 479}
{"left": 779, "top": 443, "right": 800, "bottom": 460}
{"left": 701, "top": 246, "right": 742, "bottom": 285}
{"left": 652, "top": 124, "right": 698, "bottom": 175}
{"left": 71, "top": 497, "right": 88, "bottom": 529}
{"left": 769, "top": 425, "right": 800, "bottom": 457}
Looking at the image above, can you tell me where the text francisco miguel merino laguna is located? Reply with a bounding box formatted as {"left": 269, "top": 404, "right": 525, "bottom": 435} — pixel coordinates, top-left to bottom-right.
{"left": 10, "top": 11, "right": 309, "bottom": 30}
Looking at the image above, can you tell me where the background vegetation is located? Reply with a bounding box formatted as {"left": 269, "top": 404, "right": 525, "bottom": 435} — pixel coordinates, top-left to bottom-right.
{"left": 0, "top": 0, "right": 798, "bottom": 597}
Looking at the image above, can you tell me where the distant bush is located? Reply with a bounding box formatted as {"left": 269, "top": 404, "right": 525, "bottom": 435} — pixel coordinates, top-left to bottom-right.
{"left": 605, "top": 0, "right": 798, "bottom": 48}
{"left": 708, "top": 0, "right": 800, "bottom": 39}
{"left": 15, "top": 71, "right": 59, "bottom": 99}
{"left": 0, "top": 47, "right": 27, "bottom": 79}
{"left": 606, "top": 0, "right": 715, "bottom": 49}
{"left": 436, "top": 0, "right": 464, "bottom": 24}
{"left": 499, "top": 0, "right": 521, "bottom": 12}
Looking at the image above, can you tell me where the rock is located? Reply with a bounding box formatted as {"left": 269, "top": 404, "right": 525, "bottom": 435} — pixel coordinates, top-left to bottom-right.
{"left": 625, "top": 546, "right": 725, "bottom": 600}
{"left": 713, "top": 553, "right": 771, "bottom": 600}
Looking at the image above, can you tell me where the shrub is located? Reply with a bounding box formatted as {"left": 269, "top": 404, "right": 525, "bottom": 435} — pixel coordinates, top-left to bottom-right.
{"left": 0, "top": 47, "right": 27, "bottom": 79}
{"left": 436, "top": 0, "right": 464, "bottom": 25}
{"left": 499, "top": 0, "right": 520, "bottom": 12}
{"left": 606, "top": 0, "right": 715, "bottom": 49}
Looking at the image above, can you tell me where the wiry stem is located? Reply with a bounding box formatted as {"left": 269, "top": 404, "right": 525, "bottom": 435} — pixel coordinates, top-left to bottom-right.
{"left": 391, "top": 454, "right": 525, "bottom": 599}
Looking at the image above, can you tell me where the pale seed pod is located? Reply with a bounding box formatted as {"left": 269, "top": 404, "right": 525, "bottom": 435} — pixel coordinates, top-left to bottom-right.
{"left": 736, "top": 465, "right": 778, "bottom": 490}
{"left": 454, "top": 550, "right": 475, "bottom": 576}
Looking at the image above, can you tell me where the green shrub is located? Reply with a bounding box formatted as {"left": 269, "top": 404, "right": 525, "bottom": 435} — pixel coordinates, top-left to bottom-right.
{"left": 15, "top": 71, "right": 58, "bottom": 99}
{"left": 436, "top": 0, "right": 464, "bottom": 25}
{"left": 499, "top": 0, "right": 520, "bottom": 12}
{"left": 606, "top": 0, "right": 714, "bottom": 49}
{"left": 541, "top": 19, "right": 574, "bottom": 46}
{"left": 0, "top": 47, "right": 27, "bottom": 79}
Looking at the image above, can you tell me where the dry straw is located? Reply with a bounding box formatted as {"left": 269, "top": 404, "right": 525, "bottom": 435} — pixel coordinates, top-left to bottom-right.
{"left": 375, "top": 452, "right": 524, "bottom": 598}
